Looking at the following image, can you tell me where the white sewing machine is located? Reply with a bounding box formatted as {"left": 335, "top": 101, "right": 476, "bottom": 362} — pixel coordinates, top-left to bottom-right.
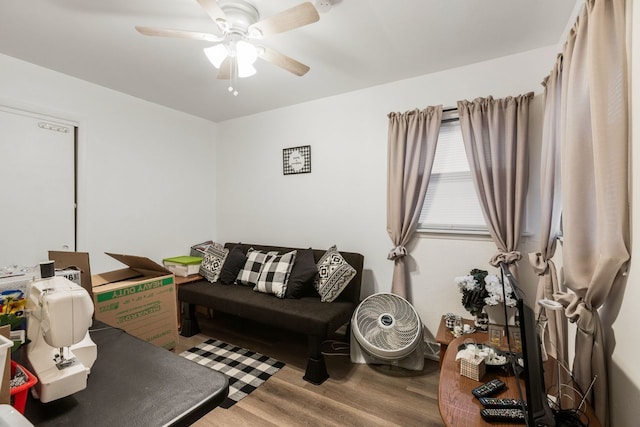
{"left": 26, "top": 274, "right": 97, "bottom": 403}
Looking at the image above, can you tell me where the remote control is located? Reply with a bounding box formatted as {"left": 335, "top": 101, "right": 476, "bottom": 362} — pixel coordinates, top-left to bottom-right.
{"left": 478, "top": 397, "right": 525, "bottom": 409}
{"left": 472, "top": 379, "right": 506, "bottom": 398}
{"left": 480, "top": 408, "right": 526, "bottom": 423}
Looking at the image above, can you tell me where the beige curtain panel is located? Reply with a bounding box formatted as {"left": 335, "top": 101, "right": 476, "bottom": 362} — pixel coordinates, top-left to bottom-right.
{"left": 553, "top": 0, "right": 630, "bottom": 425}
{"left": 386, "top": 106, "right": 442, "bottom": 298}
{"left": 457, "top": 93, "right": 533, "bottom": 273}
{"left": 528, "top": 57, "right": 567, "bottom": 366}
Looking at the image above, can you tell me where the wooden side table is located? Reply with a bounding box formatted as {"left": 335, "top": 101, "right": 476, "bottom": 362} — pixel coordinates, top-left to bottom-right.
{"left": 438, "top": 333, "right": 603, "bottom": 427}
{"left": 175, "top": 274, "right": 203, "bottom": 330}
{"left": 435, "top": 315, "right": 478, "bottom": 365}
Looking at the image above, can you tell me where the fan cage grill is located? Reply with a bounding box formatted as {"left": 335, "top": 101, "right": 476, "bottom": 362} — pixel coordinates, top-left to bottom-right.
{"left": 353, "top": 293, "right": 422, "bottom": 358}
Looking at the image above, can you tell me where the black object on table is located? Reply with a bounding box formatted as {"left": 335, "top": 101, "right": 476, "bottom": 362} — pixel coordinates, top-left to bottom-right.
{"left": 16, "top": 320, "right": 229, "bottom": 426}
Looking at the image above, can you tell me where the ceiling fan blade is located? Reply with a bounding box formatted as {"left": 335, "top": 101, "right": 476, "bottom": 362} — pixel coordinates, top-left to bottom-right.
{"left": 217, "top": 57, "right": 232, "bottom": 80}
{"left": 259, "top": 47, "right": 310, "bottom": 76}
{"left": 197, "top": 0, "right": 228, "bottom": 31}
{"left": 135, "top": 26, "right": 223, "bottom": 42}
{"left": 249, "top": 2, "right": 319, "bottom": 38}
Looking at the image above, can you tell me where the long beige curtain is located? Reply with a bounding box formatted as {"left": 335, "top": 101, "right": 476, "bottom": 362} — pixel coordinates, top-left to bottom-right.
{"left": 553, "top": 0, "right": 629, "bottom": 425}
{"left": 457, "top": 94, "right": 533, "bottom": 272}
{"left": 387, "top": 106, "right": 442, "bottom": 298}
{"left": 528, "top": 59, "right": 567, "bottom": 365}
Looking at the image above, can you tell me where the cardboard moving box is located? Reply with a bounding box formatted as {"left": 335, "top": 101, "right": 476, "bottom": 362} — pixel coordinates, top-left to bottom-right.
{"left": 91, "top": 253, "right": 178, "bottom": 350}
{"left": 49, "top": 251, "right": 92, "bottom": 298}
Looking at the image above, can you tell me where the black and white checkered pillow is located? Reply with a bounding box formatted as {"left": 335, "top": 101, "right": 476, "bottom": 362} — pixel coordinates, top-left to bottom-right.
{"left": 236, "top": 248, "right": 277, "bottom": 286}
{"left": 199, "top": 243, "right": 229, "bottom": 283}
{"left": 254, "top": 250, "right": 297, "bottom": 298}
{"left": 315, "top": 245, "right": 356, "bottom": 302}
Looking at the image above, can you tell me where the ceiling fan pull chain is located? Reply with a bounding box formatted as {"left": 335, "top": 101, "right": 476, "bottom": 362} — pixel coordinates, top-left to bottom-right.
{"left": 232, "top": 58, "right": 239, "bottom": 96}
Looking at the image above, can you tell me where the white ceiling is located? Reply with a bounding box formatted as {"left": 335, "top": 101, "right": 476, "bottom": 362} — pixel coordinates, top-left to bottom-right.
{"left": 0, "top": 0, "right": 578, "bottom": 123}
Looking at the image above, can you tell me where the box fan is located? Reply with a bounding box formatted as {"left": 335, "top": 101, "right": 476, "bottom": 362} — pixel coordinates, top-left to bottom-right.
{"left": 350, "top": 293, "right": 425, "bottom": 370}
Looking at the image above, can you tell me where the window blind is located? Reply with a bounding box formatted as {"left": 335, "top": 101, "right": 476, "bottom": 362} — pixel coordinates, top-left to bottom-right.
{"left": 418, "top": 119, "right": 487, "bottom": 232}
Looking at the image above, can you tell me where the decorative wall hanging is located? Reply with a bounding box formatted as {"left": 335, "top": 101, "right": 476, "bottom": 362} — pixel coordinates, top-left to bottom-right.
{"left": 283, "top": 145, "right": 311, "bottom": 175}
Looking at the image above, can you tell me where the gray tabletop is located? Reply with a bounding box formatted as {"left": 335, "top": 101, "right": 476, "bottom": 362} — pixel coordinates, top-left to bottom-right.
{"left": 19, "top": 321, "right": 228, "bottom": 426}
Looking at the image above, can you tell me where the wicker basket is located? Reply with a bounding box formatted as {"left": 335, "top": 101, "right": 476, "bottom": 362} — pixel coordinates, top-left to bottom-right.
{"left": 459, "top": 355, "right": 486, "bottom": 381}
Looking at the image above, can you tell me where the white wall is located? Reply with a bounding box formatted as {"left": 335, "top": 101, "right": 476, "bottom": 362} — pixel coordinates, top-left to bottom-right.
{"left": 216, "top": 46, "right": 557, "bottom": 338}
{"left": 0, "top": 53, "right": 218, "bottom": 273}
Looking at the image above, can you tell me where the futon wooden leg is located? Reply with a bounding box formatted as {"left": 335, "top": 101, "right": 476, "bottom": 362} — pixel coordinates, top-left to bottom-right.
{"left": 303, "top": 335, "right": 329, "bottom": 385}
{"left": 180, "top": 302, "right": 200, "bottom": 337}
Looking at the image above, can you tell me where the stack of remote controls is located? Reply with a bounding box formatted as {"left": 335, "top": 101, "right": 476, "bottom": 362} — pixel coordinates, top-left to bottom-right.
{"left": 472, "top": 379, "right": 527, "bottom": 423}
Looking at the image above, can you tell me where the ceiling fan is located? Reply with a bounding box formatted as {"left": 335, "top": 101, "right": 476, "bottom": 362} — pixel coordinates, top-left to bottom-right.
{"left": 136, "top": 0, "right": 320, "bottom": 88}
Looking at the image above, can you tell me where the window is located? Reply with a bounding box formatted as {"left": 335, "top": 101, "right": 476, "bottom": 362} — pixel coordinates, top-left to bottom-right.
{"left": 418, "top": 114, "right": 488, "bottom": 233}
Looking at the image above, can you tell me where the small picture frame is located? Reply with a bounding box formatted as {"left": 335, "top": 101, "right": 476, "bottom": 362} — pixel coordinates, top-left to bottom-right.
{"left": 488, "top": 324, "right": 504, "bottom": 346}
{"left": 508, "top": 326, "right": 523, "bottom": 353}
{"left": 283, "top": 145, "right": 311, "bottom": 175}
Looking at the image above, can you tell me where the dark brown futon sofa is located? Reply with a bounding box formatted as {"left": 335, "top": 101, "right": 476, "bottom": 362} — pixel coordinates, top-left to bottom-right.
{"left": 178, "top": 242, "right": 364, "bottom": 385}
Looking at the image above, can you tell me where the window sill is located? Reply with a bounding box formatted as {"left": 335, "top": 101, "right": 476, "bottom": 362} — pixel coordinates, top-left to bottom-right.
{"left": 416, "top": 228, "right": 535, "bottom": 241}
{"left": 416, "top": 227, "right": 492, "bottom": 240}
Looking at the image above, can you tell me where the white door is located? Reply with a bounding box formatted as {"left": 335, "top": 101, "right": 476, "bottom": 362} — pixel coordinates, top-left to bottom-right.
{"left": 0, "top": 107, "right": 76, "bottom": 268}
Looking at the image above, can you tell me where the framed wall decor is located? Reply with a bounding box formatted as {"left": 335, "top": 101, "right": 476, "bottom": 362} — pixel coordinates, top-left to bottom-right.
{"left": 283, "top": 145, "right": 311, "bottom": 175}
{"left": 508, "top": 326, "right": 523, "bottom": 353}
{"left": 488, "top": 324, "right": 504, "bottom": 346}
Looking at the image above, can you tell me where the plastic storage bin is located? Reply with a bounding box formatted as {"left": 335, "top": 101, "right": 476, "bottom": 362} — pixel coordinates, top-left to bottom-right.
{"left": 162, "top": 255, "right": 203, "bottom": 277}
{"left": 10, "top": 361, "right": 37, "bottom": 414}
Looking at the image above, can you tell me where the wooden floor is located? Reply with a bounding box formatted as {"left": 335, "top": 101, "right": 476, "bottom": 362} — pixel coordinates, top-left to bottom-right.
{"left": 173, "top": 312, "right": 445, "bottom": 427}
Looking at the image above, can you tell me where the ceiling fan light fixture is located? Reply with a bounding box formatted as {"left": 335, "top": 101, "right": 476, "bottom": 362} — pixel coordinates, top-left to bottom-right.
{"left": 238, "top": 62, "right": 256, "bottom": 78}
{"left": 236, "top": 40, "right": 258, "bottom": 66}
{"left": 204, "top": 44, "right": 229, "bottom": 69}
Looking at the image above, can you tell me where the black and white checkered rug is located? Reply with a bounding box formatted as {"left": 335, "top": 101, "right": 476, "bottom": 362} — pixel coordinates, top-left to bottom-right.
{"left": 179, "top": 339, "right": 285, "bottom": 408}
